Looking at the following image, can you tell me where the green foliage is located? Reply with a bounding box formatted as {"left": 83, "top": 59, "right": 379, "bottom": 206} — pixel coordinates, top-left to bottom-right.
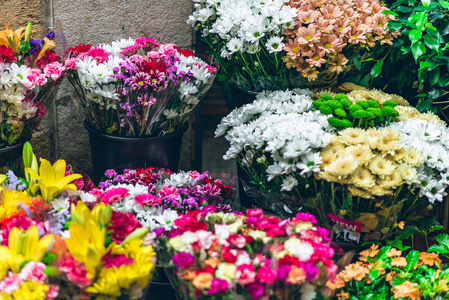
{"left": 345, "top": 0, "right": 449, "bottom": 118}
{"left": 312, "top": 94, "right": 399, "bottom": 130}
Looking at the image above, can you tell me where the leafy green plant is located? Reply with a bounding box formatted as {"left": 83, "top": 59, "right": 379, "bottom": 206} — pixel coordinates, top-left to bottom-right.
{"left": 346, "top": 0, "right": 449, "bottom": 117}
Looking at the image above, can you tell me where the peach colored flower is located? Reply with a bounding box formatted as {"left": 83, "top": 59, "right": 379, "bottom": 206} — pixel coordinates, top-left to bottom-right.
{"left": 305, "top": 47, "right": 326, "bottom": 67}
{"left": 386, "top": 271, "right": 397, "bottom": 284}
{"left": 205, "top": 257, "right": 221, "bottom": 268}
{"left": 419, "top": 252, "right": 442, "bottom": 267}
{"left": 337, "top": 291, "right": 350, "bottom": 299}
{"left": 391, "top": 257, "right": 407, "bottom": 268}
{"left": 184, "top": 271, "right": 197, "bottom": 280}
{"left": 302, "top": 67, "right": 319, "bottom": 81}
{"left": 387, "top": 248, "right": 402, "bottom": 258}
{"left": 334, "top": 19, "right": 351, "bottom": 36}
{"left": 287, "top": 265, "right": 306, "bottom": 284}
{"left": 192, "top": 272, "right": 213, "bottom": 290}
{"left": 284, "top": 39, "right": 301, "bottom": 59}
{"left": 297, "top": 10, "right": 320, "bottom": 25}
{"left": 318, "top": 34, "right": 345, "bottom": 53}
{"left": 397, "top": 221, "right": 405, "bottom": 229}
{"left": 328, "top": 53, "right": 348, "bottom": 74}
{"left": 296, "top": 26, "right": 322, "bottom": 46}
{"left": 342, "top": 262, "right": 369, "bottom": 282}
{"left": 347, "top": 23, "right": 367, "bottom": 44}
{"left": 393, "top": 281, "right": 421, "bottom": 300}
{"left": 320, "top": 4, "right": 344, "bottom": 20}
{"left": 359, "top": 244, "right": 380, "bottom": 258}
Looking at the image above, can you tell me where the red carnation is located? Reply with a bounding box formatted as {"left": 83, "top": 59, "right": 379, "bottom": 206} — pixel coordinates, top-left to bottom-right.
{"left": 107, "top": 211, "right": 142, "bottom": 243}
{"left": 0, "top": 45, "right": 17, "bottom": 64}
{"left": 66, "top": 43, "right": 92, "bottom": 58}
{"left": 181, "top": 49, "right": 195, "bottom": 57}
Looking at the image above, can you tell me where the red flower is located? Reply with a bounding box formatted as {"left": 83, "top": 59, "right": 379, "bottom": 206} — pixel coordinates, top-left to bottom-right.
{"left": 226, "top": 234, "right": 254, "bottom": 249}
{"left": 33, "top": 50, "right": 61, "bottom": 69}
{"left": 174, "top": 216, "right": 207, "bottom": 232}
{"left": 222, "top": 249, "right": 238, "bottom": 263}
{"left": 0, "top": 45, "right": 17, "bottom": 64}
{"left": 66, "top": 43, "right": 92, "bottom": 58}
{"left": 107, "top": 211, "right": 142, "bottom": 243}
{"left": 181, "top": 49, "right": 195, "bottom": 57}
{"left": 278, "top": 254, "right": 299, "bottom": 266}
{"left": 28, "top": 198, "right": 52, "bottom": 222}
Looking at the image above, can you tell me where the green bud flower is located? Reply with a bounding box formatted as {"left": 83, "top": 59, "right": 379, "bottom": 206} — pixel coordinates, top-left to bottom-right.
{"left": 366, "top": 99, "right": 380, "bottom": 108}
{"left": 312, "top": 100, "right": 323, "bottom": 109}
{"left": 357, "top": 101, "right": 370, "bottom": 109}
{"left": 334, "top": 108, "right": 347, "bottom": 118}
{"left": 334, "top": 94, "right": 349, "bottom": 101}
{"left": 327, "top": 117, "right": 342, "bottom": 128}
{"left": 340, "top": 119, "right": 353, "bottom": 128}
{"left": 352, "top": 110, "right": 370, "bottom": 118}
{"left": 328, "top": 101, "right": 344, "bottom": 110}
{"left": 340, "top": 99, "right": 353, "bottom": 108}
{"left": 367, "top": 107, "right": 382, "bottom": 117}
{"left": 349, "top": 104, "right": 363, "bottom": 112}
{"left": 383, "top": 100, "right": 398, "bottom": 107}
{"left": 319, "top": 105, "right": 333, "bottom": 115}
{"left": 319, "top": 94, "right": 334, "bottom": 101}
{"left": 382, "top": 106, "right": 399, "bottom": 116}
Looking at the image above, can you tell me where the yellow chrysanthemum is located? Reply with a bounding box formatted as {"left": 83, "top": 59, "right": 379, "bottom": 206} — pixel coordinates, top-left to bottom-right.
{"left": 320, "top": 150, "right": 337, "bottom": 169}
{"left": 366, "top": 128, "right": 379, "bottom": 149}
{"left": 369, "top": 156, "right": 395, "bottom": 177}
{"left": 315, "top": 171, "right": 339, "bottom": 183}
{"left": 326, "top": 156, "right": 359, "bottom": 178}
{"left": 377, "top": 170, "right": 403, "bottom": 189}
{"left": 348, "top": 185, "right": 374, "bottom": 199}
{"left": 326, "top": 136, "right": 346, "bottom": 154}
{"left": 350, "top": 167, "right": 376, "bottom": 189}
{"left": 345, "top": 144, "right": 373, "bottom": 165}
{"left": 10, "top": 280, "right": 50, "bottom": 300}
{"left": 339, "top": 128, "right": 367, "bottom": 146}
{"left": 397, "top": 163, "right": 418, "bottom": 184}
{"left": 403, "top": 148, "right": 424, "bottom": 166}
{"left": 376, "top": 129, "right": 402, "bottom": 153}
{"left": 0, "top": 189, "right": 33, "bottom": 221}
{"left": 371, "top": 185, "right": 394, "bottom": 197}
{"left": 393, "top": 148, "right": 407, "bottom": 162}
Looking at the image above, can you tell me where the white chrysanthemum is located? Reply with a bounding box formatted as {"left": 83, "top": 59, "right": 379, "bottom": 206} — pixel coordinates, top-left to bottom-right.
{"left": 281, "top": 175, "right": 298, "bottom": 191}
{"left": 265, "top": 36, "right": 285, "bottom": 53}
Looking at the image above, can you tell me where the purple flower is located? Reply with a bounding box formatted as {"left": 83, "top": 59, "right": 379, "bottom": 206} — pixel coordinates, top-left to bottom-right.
{"left": 300, "top": 261, "right": 319, "bottom": 281}
{"left": 44, "top": 31, "right": 55, "bottom": 40}
{"left": 172, "top": 252, "right": 194, "bottom": 269}
{"left": 277, "top": 264, "right": 291, "bottom": 281}
{"left": 104, "top": 169, "right": 118, "bottom": 178}
{"left": 6, "top": 170, "right": 27, "bottom": 190}
{"left": 208, "top": 279, "right": 228, "bottom": 295}
{"left": 247, "top": 283, "right": 265, "bottom": 298}
{"left": 316, "top": 226, "right": 331, "bottom": 241}
{"left": 295, "top": 212, "right": 317, "bottom": 224}
{"left": 153, "top": 227, "right": 165, "bottom": 237}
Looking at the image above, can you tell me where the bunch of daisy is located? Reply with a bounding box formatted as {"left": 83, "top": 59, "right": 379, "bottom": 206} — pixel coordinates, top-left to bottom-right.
{"left": 0, "top": 22, "right": 64, "bottom": 147}
{"left": 284, "top": 0, "right": 399, "bottom": 81}
{"left": 65, "top": 37, "right": 217, "bottom": 137}
{"left": 188, "top": 0, "right": 298, "bottom": 91}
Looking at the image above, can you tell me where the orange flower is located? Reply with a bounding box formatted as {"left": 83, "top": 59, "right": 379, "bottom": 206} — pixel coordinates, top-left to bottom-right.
{"left": 391, "top": 257, "right": 407, "bottom": 267}
{"left": 397, "top": 221, "right": 405, "bottom": 229}
{"left": 183, "top": 271, "right": 197, "bottom": 280}
{"left": 359, "top": 244, "right": 379, "bottom": 259}
{"left": 387, "top": 248, "right": 402, "bottom": 257}
{"left": 343, "top": 262, "right": 369, "bottom": 282}
{"left": 333, "top": 273, "right": 346, "bottom": 289}
{"left": 386, "top": 271, "right": 397, "bottom": 284}
{"left": 419, "top": 252, "right": 441, "bottom": 266}
{"left": 287, "top": 265, "right": 306, "bottom": 284}
{"left": 205, "top": 257, "right": 221, "bottom": 268}
{"left": 337, "top": 291, "right": 350, "bottom": 299}
{"left": 393, "top": 281, "right": 421, "bottom": 300}
{"left": 192, "top": 272, "right": 213, "bottom": 290}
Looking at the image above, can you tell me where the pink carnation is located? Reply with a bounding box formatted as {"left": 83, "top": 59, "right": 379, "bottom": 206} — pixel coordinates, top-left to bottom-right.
{"left": 256, "top": 266, "right": 276, "bottom": 284}
{"left": 44, "top": 61, "right": 65, "bottom": 81}
{"left": 172, "top": 252, "right": 195, "bottom": 269}
{"left": 27, "top": 68, "right": 47, "bottom": 87}
{"left": 58, "top": 253, "right": 92, "bottom": 288}
{"left": 158, "top": 185, "right": 181, "bottom": 200}
{"left": 19, "top": 261, "right": 47, "bottom": 283}
{"left": 134, "top": 194, "right": 161, "bottom": 207}
{"left": 0, "top": 272, "right": 22, "bottom": 294}
{"left": 236, "top": 264, "right": 256, "bottom": 285}
{"left": 208, "top": 279, "right": 228, "bottom": 295}
{"left": 102, "top": 250, "right": 134, "bottom": 268}
{"left": 46, "top": 285, "right": 59, "bottom": 300}
{"left": 189, "top": 171, "right": 200, "bottom": 178}
{"left": 65, "top": 57, "right": 79, "bottom": 69}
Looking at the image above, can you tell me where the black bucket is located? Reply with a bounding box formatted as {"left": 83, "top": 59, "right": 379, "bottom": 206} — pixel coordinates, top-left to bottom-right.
{"left": 229, "top": 83, "right": 258, "bottom": 109}
{"left": 0, "top": 138, "right": 30, "bottom": 176}
{"left": 85, "top": 121, "right": 188, "bottom": 183}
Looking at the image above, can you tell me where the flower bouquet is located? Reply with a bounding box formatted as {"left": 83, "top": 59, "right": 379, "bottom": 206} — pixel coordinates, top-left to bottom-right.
{"left": 65, "top": 37, "right": 217, "bottom": 137}
{"left": 95, "top": 167, "right": 235, "bottom": 230}
{"left": 188, "top": 0, "right": 398, "bottom": 91}
{"left": 160, "top": 208, "right": 336, "bottom": 299}
{"left": 333, "top": 241, "right": 449, "bottom": 299}
{"left": 216, "top": 85, "right": 449, "bottom": 243}
{"left": 0, "top": 22, "right": 64, "bottom": 148}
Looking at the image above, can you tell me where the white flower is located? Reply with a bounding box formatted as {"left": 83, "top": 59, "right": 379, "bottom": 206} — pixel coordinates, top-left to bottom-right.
{"left": 52, "top": 197, "right": 70, "bottom": 211}
{"left": 154, "top": 209, "right": 179, "bottom": 230}
{"left": 78, "top": 191, "right": 98, "bottom": 204}
{"left": 227, "top": 38, "right": 245, "bottom": 54}
{"left": 295, "top": 243, "right": 315, "bottom": 261}
{"left": 265, "top": 36, "right": 285, "bottom": 53}
{"left": 301, "top": 282, "right": 317, "bottom": 300}
{"left": 281, "top": 175, "right": 298, "bottom": 191}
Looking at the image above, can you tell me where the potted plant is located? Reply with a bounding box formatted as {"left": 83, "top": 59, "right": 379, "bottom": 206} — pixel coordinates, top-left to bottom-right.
{"left": 0, "top": 22, "right": 64, "bottom": 174}
{"left": 65, "top": 38, "right": 217, "bottom": 182}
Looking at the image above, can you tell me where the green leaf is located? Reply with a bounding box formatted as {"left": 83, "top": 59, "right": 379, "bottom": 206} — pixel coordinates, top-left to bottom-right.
{"left": 428, "top": 244, "right": 449, "bottom": 254}
{"left": 405, "top": 250, "right": 420, "bottom": 271}
{"left": 411, "top": 42, "right": 426, "bottom": 61}
{"left": 439, "top": 0, "right": 449, "bottom": 8}
{"left": 370, "top": 60, "right": 384, "bottom": 79}
{"left": 422, "top": 0, "right": 431, "bottom": 9}
{"left": 435, "top": 233, "right": 449, "bottom": 247}
{"left": 438, "top": 73, "right": 449, "bottom": 87}
{"left": 429, "top": 68, "right": 440, "bottom": 86}
{"left": 424, "top": 35, "right": 441, "bottom": 51}
{"left": 415, "top": 12, "right": 428, "bottom": 28}
{"left": 387, "top": 21, "right": 403, "bottom": 31}
{"left": 409, "top": 29, "right": 422, "bottom": 41}
{"left": 417, "top": 100, "right": 432, "bottom": 111}
{"left": 19, "top": 41, "right": 31, "bottom": 54}
{"left": 396, "top": 5, "right": 414, "bottom": 13}
{"left": 416, "top": 93, "right": 428, "bottom": 97}
{"left": 381, "top": 10, "right": 399, "bottom": 16}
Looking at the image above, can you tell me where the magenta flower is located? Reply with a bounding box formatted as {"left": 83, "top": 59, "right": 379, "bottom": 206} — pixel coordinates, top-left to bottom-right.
{"left": 208, "top": 279, "right": 229, "bottom": 295}
{"left": 256, "top": 266, "right": 276, "bottom": 284}
{"left": 236, "top": 264, "right": 256, "bottom": 285}
{"left": 130, "top": 72, "right": 151, "bottom": 90}
{"left": 86, "top": 47, "right": 110, "bottom": 64}
{"left": 172, "top": 252, "right": 195, "bottom": 269}
{"left": 100, "top": 187, "right": 130, "bottom": 205}
{"left": 247, "top": 282, "right": 265, "bottom": 299}
{"left": 134, "top": 194, "right": 161, "bottom": 207}
{"left": 295, "top": 212, "right": 317, "bottom": 224}
{"left": 108, "top": 211, "right": 142, "bottom": 243}
{"left": 102, "top": 250, "right": 134, "bottom": 268}
{"left": 159, "top": 185, "right": 181, "bottom": 200}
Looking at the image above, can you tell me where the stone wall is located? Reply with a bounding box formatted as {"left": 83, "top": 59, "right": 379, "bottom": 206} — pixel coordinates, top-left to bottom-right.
{"left": 1, "top": 0, "right": 195, "bottom": 177}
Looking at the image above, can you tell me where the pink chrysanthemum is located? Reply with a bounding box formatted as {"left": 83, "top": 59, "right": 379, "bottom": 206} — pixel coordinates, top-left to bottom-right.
{"left": 100, "top": 187, "right": 130, "bottom": 205}
{"left": 134, "top": 194, "right": 161, "bottom": 207}
{"left": 296, "top": 26, "right": 321, "bottom": 47}
{"left": 130, "top": 72, "right": 152, "bottom": 90}
{"left": 137, "top": 94, "right": 156, "bottom": 107}
{"left": 149, "top": 70, "right": 166, "bottom": 90}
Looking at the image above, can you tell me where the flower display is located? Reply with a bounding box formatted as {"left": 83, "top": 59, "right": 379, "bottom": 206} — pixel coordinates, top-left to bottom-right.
{"left": 91, "top": 167, "right": 234, "bottom": 230}
{"left": 216, "top": 85, "right": 449, "bottom": 241}
{"left": 188, "top": 0, "right": 397, "bottom": 91}
{"left": 161, "top": 208, "right": 336, "bottom": 299}
{"left": 0, "top": 22, "right": 64, "bottom": 147}
{"left": 65, "top": 37, "right": 217, "bottom": 137}
{"left": 284, "top": 0, "right": 399, "bottom": 81}
{"left": 333, "top": 242, "right": 449, "bottom": 299}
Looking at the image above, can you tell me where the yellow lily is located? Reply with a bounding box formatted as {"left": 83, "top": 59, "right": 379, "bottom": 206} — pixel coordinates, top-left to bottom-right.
{"left": 65, "top": 202, "right": 108, "bottom": 278}
{"left": 0, "top": 226, "right": 53, "bottom": 273}
{"left": 0, "top": 22, "right": 27, "bottom": 53}
{"left": 25, "top": 158, "right": 83, "bottom": 202}
{"left": 36, "top": 37, "right": 56, "bottom": 60}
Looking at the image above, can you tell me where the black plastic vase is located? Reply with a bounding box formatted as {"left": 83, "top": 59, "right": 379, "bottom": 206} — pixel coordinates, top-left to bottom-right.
{"left": 85, "top": 121, "right": 188, "bottom": 183}
{"left": 0, "top": 137, "right": 31, "bottom": 177}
